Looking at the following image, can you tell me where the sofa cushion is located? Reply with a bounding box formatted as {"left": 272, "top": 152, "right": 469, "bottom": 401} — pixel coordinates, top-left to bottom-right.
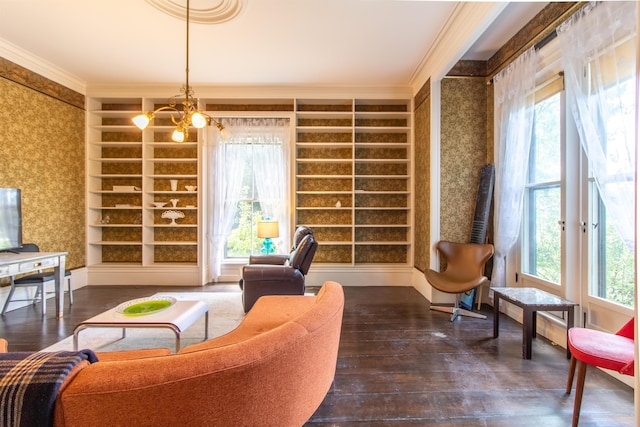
{"left": 179, "top": 294, "right": 316, "bottom": 354}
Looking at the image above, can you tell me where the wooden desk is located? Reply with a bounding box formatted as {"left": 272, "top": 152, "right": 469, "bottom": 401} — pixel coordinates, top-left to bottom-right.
{"left": 492, "top": 287, "right": 578, "bottom": 359}
{"left": 0, "top": 251, "right": 68, "bottom": 318}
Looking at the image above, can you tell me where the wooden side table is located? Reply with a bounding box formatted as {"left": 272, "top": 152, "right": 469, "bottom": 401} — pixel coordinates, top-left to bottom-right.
{"left": 492, "top": 287, "right": 578, "bottom": 359}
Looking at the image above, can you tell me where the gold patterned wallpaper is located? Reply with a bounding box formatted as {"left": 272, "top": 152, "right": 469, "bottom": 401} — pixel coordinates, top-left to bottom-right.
{"left": 0, "top": 58, "right": 84, "bottom": 109}
{"left": 0, "top": 77, "right": 86, "bottom": 270}
{"left": 413, "top": 83, "right": 430, "bottom": 272}
{"left": 439, "top": 77, "right": 488, "bottom": 244}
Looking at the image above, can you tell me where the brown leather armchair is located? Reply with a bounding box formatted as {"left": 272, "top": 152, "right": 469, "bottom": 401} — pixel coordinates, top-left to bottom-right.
{"left": 246, "top": 226, "right": 314, "bottom": 266}
{"left": 240, "top": 230, "right": 318, "bottom": 312}
{"left": 425, "top": 240, "right": 494, "bottom": 321}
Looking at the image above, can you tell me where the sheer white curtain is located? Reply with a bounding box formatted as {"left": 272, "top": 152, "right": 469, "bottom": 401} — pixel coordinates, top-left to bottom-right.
{"left": 557, "top": 1, "right": 637, "bottom": 252}
{"left": 492, "top": 47, "right": 538, "bottom": 288}
{"left": 207, "top": 117, "right": 290, "bottom": 281}
{"left": 251, "top": 118, "right": 291, "bottom": 247}
{"left": 207, "top": 124, "right": 249, "bottom": 280}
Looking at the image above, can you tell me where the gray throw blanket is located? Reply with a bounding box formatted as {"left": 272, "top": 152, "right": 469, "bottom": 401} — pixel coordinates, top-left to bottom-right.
{"left": 0, "top": 349, "right": 98, "bottom": 427}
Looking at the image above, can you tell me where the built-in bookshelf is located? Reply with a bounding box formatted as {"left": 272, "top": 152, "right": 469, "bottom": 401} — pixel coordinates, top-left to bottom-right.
{"left": 295, "top": 98, "right": 412, "bottom": 265}
{"left": 86, "top": 96, "right": 412, "bottom": 285}
{"left": 86, "top": 98, "right": 201, "bottom": 285}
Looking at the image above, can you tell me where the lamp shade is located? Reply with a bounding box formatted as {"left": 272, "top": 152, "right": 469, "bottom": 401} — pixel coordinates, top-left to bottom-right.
{"left": 257, "top": 220, "right": 279, "bottom": 238}
{"left": 132, "top": 113, "right": 151, "bottom": 130}
{"left": 219, "top": 126, "right": 231, "bottom": 140}
{"left": 171, "top": 128, "right": 185, "bottom": 143}
{"left": 191, "top": 112, "right": 207, "bottom": 128}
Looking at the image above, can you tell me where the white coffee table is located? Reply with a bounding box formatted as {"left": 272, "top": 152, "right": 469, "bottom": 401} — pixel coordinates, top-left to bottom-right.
{"left": 73, "top": 300, "right": 209, "bottom": 352}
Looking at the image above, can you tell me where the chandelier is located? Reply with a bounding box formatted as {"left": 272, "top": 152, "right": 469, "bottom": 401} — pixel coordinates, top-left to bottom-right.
{"left": 132, "top": 0, "right": 228, "bottom": 142}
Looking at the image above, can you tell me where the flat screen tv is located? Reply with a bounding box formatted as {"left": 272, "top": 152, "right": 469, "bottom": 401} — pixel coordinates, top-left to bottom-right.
{"left": 0, "top": 188, "right": 23, "bottom": 252}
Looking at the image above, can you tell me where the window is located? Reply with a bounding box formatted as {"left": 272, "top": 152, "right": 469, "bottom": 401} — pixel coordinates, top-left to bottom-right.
{"left": 522, "top": 74, "right": 635, "bottom": 307}
{"left": 225, "top": 155, "right": 267, "bottom": 258}
{"left": 518, "top": 3, "right": 636, "bottom": 326}
{"left": 589, "top": 190, "right": 635, "bottom": 306}
{"left": 208, "top": 117, "right": 291, "bottom": 279}
{"left": 523, "top": 89, "right": 562, "bottom": 284}
{"left": 520, "top": 75, "right": 636, "bottom": 328}
{"left": 585, "top": 66, "right": 636, "bottom": 307}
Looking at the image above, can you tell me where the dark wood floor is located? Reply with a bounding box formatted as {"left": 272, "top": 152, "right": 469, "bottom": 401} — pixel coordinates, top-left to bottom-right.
{"left": 0, "top": 285, "right": 634, "bottom": 426}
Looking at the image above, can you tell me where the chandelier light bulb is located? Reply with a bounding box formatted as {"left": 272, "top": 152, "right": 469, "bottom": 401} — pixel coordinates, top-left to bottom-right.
{"left": 132, "top": 113, "right": 151, "bottom": 130}
{"left": 215, "top": 121, "right": 230, "bottom": 139}
{"left": 219, "top": 126, "right": 231, "bottom": 140}
{"left": 171, "top": 128, "right": 185, "bottom": 142}
{"left": 191, "top": 112, "right": 207, "bottom": 128}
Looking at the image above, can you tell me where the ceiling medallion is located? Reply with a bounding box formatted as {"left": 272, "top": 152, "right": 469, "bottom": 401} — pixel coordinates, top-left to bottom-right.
{"left": 145, "top": 0, "right": 245, "bottom": 24}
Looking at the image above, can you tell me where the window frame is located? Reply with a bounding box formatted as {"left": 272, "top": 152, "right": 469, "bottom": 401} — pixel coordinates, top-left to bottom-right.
{"left": 522, "top": 86, "right": 564, "bottom": 287}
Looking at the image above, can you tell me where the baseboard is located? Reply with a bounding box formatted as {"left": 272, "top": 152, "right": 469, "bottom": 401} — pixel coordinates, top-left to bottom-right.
{"left": 413, "top": 268, "right": 457, "bottom": 304}
{"left": 217, "top": 263, "right": 414, "bottom": 287}
{"left": 87, "top": 265, "right": 201, "bottom": 286}
{"left": 305, "top": 265, "right": 413, "bottom": 287}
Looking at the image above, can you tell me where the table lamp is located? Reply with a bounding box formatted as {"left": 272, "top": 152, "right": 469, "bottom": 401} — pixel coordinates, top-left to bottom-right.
{"left": 257, "top": 219, "right": 279, "bottom": 254}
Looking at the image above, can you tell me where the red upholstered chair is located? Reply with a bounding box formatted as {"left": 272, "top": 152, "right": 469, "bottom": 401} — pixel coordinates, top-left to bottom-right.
{"left": 565, "top": 318, "right": 635, "bottom": 427}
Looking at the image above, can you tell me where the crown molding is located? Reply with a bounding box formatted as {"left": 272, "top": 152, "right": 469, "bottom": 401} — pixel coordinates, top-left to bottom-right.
{"left": 86, "top": 83, "right": 414, "bottom": 100}
{"left": 409, "top": 2, "right": 506, "bottom": 94}
{"left": 0, "top": 37, "right": 86, "bottom": 94}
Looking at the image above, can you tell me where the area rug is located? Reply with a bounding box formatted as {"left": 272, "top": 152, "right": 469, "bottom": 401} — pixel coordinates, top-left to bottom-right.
{"left": 42, "top": 292, "right": 245, "bottom": 353}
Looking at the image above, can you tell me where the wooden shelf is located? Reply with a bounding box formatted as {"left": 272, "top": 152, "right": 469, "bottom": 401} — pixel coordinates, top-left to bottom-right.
{"left": 294, "top": 98, "right": 411, "bottom": 265}
{"left": 87, "top": 97, "right": 200, "bottom": 269}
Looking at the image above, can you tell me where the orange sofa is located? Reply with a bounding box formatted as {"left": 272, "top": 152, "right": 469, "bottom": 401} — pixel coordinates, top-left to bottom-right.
{"left": 4, "top": 281, "right": 344, "bottom": 427}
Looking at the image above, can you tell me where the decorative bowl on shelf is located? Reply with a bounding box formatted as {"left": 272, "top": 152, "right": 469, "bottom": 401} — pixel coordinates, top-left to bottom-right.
{"left": 152, "top": 202, "right": 167, "bottom": 208}
{"left": 185, "top": 185, "right": 197, "bottom": 192}
{"left": 161, "top": 210, "right": 185, "bottom": 225}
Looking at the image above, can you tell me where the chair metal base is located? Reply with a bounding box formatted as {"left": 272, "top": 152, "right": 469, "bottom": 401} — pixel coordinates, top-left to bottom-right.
{"left": 430, "top": 294, "right": 487, "bottom": 322}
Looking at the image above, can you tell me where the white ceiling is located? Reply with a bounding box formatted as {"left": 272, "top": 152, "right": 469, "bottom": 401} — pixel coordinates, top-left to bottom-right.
{"left": 0, "top": 1, "right": 547, "bottom": 91}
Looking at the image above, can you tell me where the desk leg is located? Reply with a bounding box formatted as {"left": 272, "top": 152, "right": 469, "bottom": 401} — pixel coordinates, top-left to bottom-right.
{"left": 55, "top": 255, "right": 66, "bottom": 318}
{"left": 73, "top": 329, "right": 80, "bottom": 351}
{"left": 532, "top": 311, "right": 537, "bottom": 339}
{"left": 523, "top": 307, "right": 534, "bottom": 359}
{"left": 204, "top": 311, "right": 209, "bottom": 340}
{"left": 493, "top": 293, "right": 499, "bottom": 338}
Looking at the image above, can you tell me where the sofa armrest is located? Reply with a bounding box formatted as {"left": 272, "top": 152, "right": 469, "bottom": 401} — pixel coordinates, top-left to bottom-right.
{"left": 249, "top": 254, "right": 288, "bottom": 265}
{"left": 96, "top": 347, "right": 172, "bottom": 361}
